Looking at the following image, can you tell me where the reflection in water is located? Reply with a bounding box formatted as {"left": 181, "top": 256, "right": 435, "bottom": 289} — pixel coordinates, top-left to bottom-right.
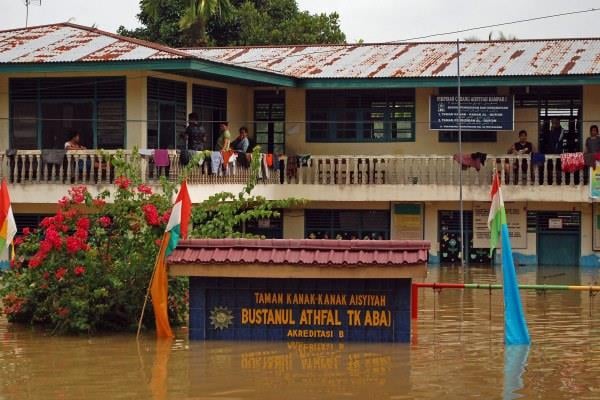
{"left": 1, "top": 266, "right": 600, "bottom": 399}
{"left": 503, "top": 345, "right": 529, "bottom": 400}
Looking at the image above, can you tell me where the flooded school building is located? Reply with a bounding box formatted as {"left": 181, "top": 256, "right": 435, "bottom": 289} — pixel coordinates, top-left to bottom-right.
{"left": 1, "top": 22, "right": 600, "bottom": 267}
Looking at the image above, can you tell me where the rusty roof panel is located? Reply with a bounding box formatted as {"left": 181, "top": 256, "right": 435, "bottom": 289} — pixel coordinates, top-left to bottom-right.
{"left": 168, "top": 239, "right": 430, "bottom": 266}
{"left": 185, "top": 39, "right": 600, "bottom": 78}
{"left": 0, "top": 23, "right": 183, "bottom": 64}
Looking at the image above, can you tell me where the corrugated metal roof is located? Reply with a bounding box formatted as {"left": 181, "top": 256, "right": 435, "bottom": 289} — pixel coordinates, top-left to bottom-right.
{"left": 0, "top": 23, "right": 186, "bottom": 63}
{"left": 3, "top": 23, "right": 600, "bottom": 79}
{"left": 168, "top": 239, "right": 430, "bottom": 266}
{"left": 184, "top": 39, "right": 600, "bottom": 78}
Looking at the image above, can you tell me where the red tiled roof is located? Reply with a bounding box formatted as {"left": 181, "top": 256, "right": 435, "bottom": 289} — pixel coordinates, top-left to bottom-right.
{"left": 168, "top": 239, "right": 430, "bottom": 266}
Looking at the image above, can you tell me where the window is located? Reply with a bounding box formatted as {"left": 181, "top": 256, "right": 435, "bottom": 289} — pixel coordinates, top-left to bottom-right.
{"left": 9, "top": 77, "right": 126, "bottom": 149}
{"left": 306, "top": 90, "right": 415, "bottom": 142}
{"left": 254, "top": 90, "right": 285, "bottom": 154}
{"left": 147, "top": 78, "right": 187, "bottom": 149}
{"left": 192, "top": 84, "right": 227, "bottom": 151}
{"left": 305, "top": 209, "right": 390, "bottom": 240}
{"left": 512, "top": 86, "right": 582, "bottom": 153}
{"left": 437, "top": 87, "right": 497, "bottom": 143}
{"left": 244, "top": 212, "right": 283, "bottom": 239}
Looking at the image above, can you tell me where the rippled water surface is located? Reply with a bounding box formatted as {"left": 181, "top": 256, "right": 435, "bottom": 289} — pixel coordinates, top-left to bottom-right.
{"left": 2, "top": 266, "right": 600, "bottom": 399}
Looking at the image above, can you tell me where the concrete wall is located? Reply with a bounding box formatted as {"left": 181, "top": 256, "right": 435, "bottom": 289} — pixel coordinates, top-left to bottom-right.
{"left": 283, "top": 87, "right": 545, "bottom": 156}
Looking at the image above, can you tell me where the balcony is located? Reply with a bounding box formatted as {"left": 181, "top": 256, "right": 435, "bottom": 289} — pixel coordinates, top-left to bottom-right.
{"left": 1, "top": 150, "right": 591, "bottom": 204}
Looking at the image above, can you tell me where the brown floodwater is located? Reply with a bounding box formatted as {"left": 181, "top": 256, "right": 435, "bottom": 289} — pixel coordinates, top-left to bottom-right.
{"left": 1, "top": 265, "right": 600, "bottom": 399}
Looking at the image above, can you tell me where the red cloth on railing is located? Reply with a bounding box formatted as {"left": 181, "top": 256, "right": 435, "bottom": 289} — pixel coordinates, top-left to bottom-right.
{"left": 221, "top": 150, "right": 235, "bottom": 171}
{"left": 452, "top": 153, "right": 487, "bottom": 171}
{"left": 153, "top": 149, "right": 170, "bottom": 167}
{"left": 560, "top": 152, "right": 585, "bottom": 173}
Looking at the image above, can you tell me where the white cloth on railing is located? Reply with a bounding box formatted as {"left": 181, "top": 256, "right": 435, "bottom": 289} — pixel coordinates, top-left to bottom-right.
{"left": 211, "top": 151, "right": 223, "bottom": 175}
{"left": 138, "top": 149, "right": 153, "bottom": 157}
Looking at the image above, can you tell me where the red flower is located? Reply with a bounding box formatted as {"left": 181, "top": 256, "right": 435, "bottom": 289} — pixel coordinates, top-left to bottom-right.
{"left": 39, "top": 239, "right": 53, "bottom": 254}
{"left": 155, "top": 238, "right": 162, "bottom": 246}
{"left": 115, "top": 176, "right": 131, "bottom": 190}
{"left": 55, "top": 267, "right": 67, "bottom": 281}
{"left": 66, "top": 236, "right": 82, "bottom": 254}
{"left": 75, "top": 229, "right": 88, "bottom": 241}
{"left": 161, "top": 211, "right": 171, "bottom": 224}
{"left": 45, "top": 228, "right": 62, "bottom": 249}
{"left": 98, "top": 216, "right": 112, "bottom": 228}
{"left": 13, "top": 236, "right": 23, "bottom": 246}
{"left": 74, "top": 265, "right": 85, "bottom": 277}
{"left": 58, "top": 196, "right": 70, "bottom": 207}
{"left": 137, "top": 184, "right": 153, "bottom": 195}
{"left": 92, "top": 198, "right": 106, "bottom": 208}
{"left": 22, "top": 227, "right": 31, "bottom": 236}
{"left": 28, "top": 256, "right": 41, "bottom": 269}
{"left": 142, "top": 204, "right": 160, "bottom": 226}
{"left": 76, "top": 217, "right": 90, "bottom": 231}
{"left": 68, "top": 186, "right": 87, "bottom": 204}
{"left": 43, "top": 272, "right": 50, "bottom": 280}
{"left": 56, "top": 307, "right": 70, "bottom": 318}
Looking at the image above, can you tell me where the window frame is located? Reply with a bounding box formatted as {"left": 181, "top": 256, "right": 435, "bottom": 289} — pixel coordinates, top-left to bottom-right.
{"left": 9, "top": 77, "right": 127, "bottom": 150}
{"left": 147, "top": 77, "right": 187, "bottom": 150}
{"left": 306, "top": 89, "right": 415, "bottom": 143}
{"left": 304, "top": 209, "right": 390, "bottom": 240}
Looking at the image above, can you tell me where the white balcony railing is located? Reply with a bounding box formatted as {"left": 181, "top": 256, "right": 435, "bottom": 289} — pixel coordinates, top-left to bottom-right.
{"left": 0, "top": 150, "right": 590, "bottom": 187}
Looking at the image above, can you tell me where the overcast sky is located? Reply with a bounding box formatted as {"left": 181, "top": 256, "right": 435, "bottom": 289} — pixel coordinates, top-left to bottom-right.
{"left": 1, "top": 0, "right": 599, "bottom": 43}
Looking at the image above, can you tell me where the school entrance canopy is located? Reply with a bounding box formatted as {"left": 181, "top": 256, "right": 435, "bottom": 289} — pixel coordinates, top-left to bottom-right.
{"left": 167, "top": 239, "right": 430, "bottom": 279}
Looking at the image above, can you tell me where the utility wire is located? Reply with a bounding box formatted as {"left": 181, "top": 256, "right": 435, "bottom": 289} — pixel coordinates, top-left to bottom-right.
{"left": 391, "top": 7, "right": 600, "bottom": 42}
{"left": 223, "top": 7, "right": 600, "bottom": 67}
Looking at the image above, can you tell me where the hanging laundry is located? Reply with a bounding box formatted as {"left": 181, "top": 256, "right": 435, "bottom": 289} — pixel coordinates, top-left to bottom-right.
{"left": 286, "top": 155, "right": 298, "bottom": 179}
{"left": 211, "top": 151, "right": 223, "bottom": 175}
{"left": 298, "top": 154, "right": 311, "bottom": 167}
{"left": 41, "top": 149, "right": 66, "bottom": 165}
{"left": 452, "top": 152, "right": 487, "bottom": 171}
{"left": 530, "top": 152, "right": 546, "bottom": 166}
{"left": 261, "top": 154, "right": 270, "bottom": 179}
{"left": 153, "top": 149, "right": 170, "bottom": 167}
{"left": 265, "top": 154, "right": 274, "bottom": 168}
{"left": 221, "top": 150, "right": 235, "bottom": 171}
{"left": 560, "top": 152, "right": 585, "bottom": 173}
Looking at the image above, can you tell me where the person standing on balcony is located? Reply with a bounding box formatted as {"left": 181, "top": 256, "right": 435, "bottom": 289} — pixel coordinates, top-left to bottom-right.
{"left": 541, "top": 118, "right": 566, "bottom": 184}
{"left": 64, "top": 131, "right": 86, "bottom": 150}
{"left": 585, "top": 125, "right": 600, "bottom": 154}
{"left": 232, "top": 127, "right": 250, "bottom": 153}
{"left": 216, "top": 122, "right": 231, "bottom": 151}
{"left": 506, "top": 130, "right": 533, "bottom": 182}
{"left": 186, "top": 112, "right": 208, "bottom": 151}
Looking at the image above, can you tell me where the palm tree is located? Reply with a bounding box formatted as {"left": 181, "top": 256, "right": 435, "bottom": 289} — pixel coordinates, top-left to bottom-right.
{"left": 142, "top": 0, "right": 232, "bottom": 46}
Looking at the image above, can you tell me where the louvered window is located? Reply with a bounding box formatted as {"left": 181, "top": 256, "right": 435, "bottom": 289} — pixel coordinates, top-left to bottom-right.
{"left": 304, "top": 209, "right": 390, "bottom": 240}
{"left": 306, "top": 90, "right": 415, "bottom": 142}
{"left": 147, "top": 78, "right": 187, "bottom": 149}
{"left": 9, "top": 77, "right": 126, "bottom": 149}
{"left": 191, "top": 84, "right": 227, "bottom": 151}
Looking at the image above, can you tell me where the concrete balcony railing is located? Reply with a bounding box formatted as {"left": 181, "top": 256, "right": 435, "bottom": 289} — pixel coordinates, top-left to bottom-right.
{"left": 0, "top": 150, "right": 590, "bottom": 188}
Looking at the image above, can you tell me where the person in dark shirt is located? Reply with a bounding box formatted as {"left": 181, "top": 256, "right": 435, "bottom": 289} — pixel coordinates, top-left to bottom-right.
{"left": 508, "top": 129, "right": 534, "bottom": 156}
{"left": 505, "top": 130, "right": 533, "bottom": 182}
{"left": 185, "top": 112, "right": 207, "bottom": 151}
{"left": 543, "top": 118, "right": 565, "bottom": 155}
{"left": 585, "top": 124, "right": 600, "bottom": 154}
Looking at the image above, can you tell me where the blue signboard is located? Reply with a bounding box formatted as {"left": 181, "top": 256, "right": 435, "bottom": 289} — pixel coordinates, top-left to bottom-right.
{"left": 189, "top": 277, "right": 411, "bottom": 342}
{"left": 430, "top": 95, "right": 514, "bottom": 131}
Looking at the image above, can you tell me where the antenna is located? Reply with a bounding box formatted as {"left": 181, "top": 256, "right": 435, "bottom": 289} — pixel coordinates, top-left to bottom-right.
{"left": 23, "top": 0, "right": 42, "bottom": 28}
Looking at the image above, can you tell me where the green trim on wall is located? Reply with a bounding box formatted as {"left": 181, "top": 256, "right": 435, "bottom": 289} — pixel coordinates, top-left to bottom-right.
{"left": 0, "top": 59, "right": 297, "bottom": 87}
{"left": 3, "top": 60, "right": 600, "bottom": 89}
{"left": 299, "top": 75, "right": 600, "bottom": 89}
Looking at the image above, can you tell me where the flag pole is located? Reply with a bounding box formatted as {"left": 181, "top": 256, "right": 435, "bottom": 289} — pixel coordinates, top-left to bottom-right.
{"left": 136, "top": 232, "right": 168, "bottom": 339}
{"left": 457, "top": 39, "right": 465, "bottom": 271}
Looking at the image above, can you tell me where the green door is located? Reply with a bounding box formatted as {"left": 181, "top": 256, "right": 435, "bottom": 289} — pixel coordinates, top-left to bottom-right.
{"left": 538, "top": 232, "right": 579, "bottom": 266}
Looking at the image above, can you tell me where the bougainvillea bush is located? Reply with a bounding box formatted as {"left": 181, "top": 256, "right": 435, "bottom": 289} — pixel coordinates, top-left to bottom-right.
{"left": 0, "top": 147, "right": 300, "bottom": 334}
{"left": 0, "top": 153, "right": 187, "bottom": 334}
